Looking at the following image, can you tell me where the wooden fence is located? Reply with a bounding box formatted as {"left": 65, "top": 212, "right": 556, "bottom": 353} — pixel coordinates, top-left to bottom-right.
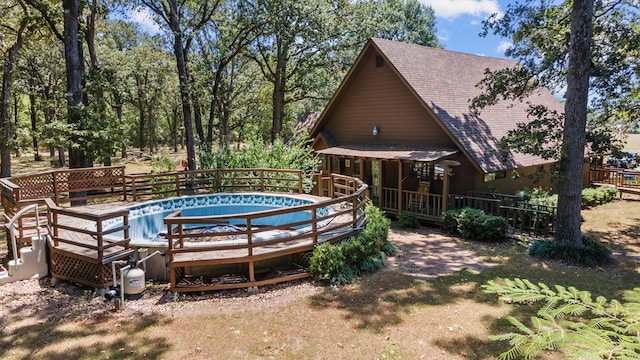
{"left": 1, "top": 167, "right": 367, "bottom": 291}
{"left": 590, "top": 167, "right": 640, "bottom": 195}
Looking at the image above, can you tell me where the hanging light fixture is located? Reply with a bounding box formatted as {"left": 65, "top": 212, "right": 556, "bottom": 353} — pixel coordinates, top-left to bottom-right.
{"left": 372, "top": 126, "right": 379, "bottom": 136}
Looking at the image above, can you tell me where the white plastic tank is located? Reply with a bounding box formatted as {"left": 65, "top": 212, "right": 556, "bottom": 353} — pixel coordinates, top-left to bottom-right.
{"left": 122, "top": 267, "right": 146, "bottom": 295}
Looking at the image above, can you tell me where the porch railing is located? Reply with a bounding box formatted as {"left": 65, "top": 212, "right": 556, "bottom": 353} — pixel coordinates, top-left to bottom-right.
{"left": 590, "top": 167, "right": 640, "bottom": 192}
{"left": 379, "top": 188, "right": 555, "bottom": 237}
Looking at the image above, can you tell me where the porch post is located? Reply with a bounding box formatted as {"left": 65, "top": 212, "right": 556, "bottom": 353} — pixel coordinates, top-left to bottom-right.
{"left": 397, "top": 160, "right": 403, "bottom": 213}
{"left": 440, "top": 160, "right": 460, "bottom": 214}
{"left": 442, "top": 166, "right": 450, "bottom": 214}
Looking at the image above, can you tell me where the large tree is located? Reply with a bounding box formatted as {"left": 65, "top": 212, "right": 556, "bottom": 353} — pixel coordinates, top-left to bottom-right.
{"left": 372, "top": 0, "right": 440, "bottom": 47}
{"left": 137, "top": 0, "right": 220, "bottom": 171}
{"left": 472, "top": 0, "right": 639, "bottom": 248}
{"left": 0, "top": 0, "right": 39, "bottom": 177}
{"left": 557, "top": 0, "right": 593, "bottom": 246}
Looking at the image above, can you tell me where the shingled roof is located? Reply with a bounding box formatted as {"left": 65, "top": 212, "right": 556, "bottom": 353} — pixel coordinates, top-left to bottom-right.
{"left": 311, "top": 38, "right": 563, "bottom": 173}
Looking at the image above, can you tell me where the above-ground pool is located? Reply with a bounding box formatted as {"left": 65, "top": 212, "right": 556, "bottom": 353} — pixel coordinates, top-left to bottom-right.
{"left": 105, "top": 193, "right": 331, "bottom": 246}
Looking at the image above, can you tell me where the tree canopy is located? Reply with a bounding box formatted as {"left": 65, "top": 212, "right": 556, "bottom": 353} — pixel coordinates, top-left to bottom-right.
{"left": 472, "top": 0, "right": 639, "bottom": 248}
{"left": 0, "top": 0, "right": 442, "bottom": 176}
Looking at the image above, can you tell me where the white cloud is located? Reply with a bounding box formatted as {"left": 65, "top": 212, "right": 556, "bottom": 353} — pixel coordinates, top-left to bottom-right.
{"left": 496, "top": 41, "right": 512, "bottom": 54}
{"left": 128, "top": 7, "right": 161, "bottom": 34}
{"left": 438, "top": 29, "right": 451, "bottom": 42}
{"left": 421, "top": 0, "right": 502, "bottom": 20}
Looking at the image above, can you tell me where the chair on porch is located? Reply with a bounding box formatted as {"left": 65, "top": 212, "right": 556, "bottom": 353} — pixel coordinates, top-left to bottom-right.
{"left": 408, "top": 181, "right": 430, "bottom": 213}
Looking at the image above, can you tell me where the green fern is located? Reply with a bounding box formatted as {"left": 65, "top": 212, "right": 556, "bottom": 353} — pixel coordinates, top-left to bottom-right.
{"left": 483, "top": 279, "right": 640, "bottom": 359}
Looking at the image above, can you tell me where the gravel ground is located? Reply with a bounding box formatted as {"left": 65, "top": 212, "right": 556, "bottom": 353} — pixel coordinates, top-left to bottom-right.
{"left": 0, "top": 225, "right": 494, "bottom": 323}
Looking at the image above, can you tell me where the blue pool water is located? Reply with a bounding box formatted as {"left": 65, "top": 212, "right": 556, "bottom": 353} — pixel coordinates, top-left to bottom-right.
{"left": 105, "top": 193, "right": 329, "bottom": 243}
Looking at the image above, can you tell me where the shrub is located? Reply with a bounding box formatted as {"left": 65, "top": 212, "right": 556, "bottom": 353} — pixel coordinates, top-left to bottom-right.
{"left": 197, "top": 133, "right": 320, "bottom": 193}
{"left": 308, "top": 242, "right": 353, "bottom": 286}
{"left": 519, "top": 186, "right": 618, "bottom": 209}
{"left": 441, "top": 209, "right": 462, "bottom": 234}
{"left": 308, "top": 203, "right": 394, "bottom": 285}
{"left": 455, "top": 208, "right": 487, "bottom": 240}
{"left": 441, "top": 208, "right": 508, "bottom": 242}
{"left": 581, "top": 186, "right": 619, "bottom": 208}
{"left": 397, "top": 211, "right": 419, "bottom": 229}
{"left": 528, "top": 236, "right": 613, "bottom": 267}
{"left": 477, "top": 216, "right": 509, "bottom": 242}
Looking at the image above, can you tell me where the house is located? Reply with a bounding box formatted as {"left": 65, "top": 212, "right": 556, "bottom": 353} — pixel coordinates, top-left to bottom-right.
{"left": 308, "top": 38, "right": 588, "bottom": 221}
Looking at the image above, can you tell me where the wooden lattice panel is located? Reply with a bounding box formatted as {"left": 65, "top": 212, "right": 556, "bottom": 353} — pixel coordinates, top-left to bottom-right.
{"left": 13, "top": 172, "right": 55, "bottom": 200}
{"left": 292, "top": 251, "right": 312, "bottom": 267}
{"left": 0, "top": 179, "right": 16, "bottom": 207}
{"left": 49, "top": 248, "right": 115, "bottom": 289}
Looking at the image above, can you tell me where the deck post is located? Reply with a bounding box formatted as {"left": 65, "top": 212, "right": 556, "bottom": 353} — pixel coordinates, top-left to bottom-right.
{"left": 397, "top": 161, "right": 403, "bottom": 213}
{"left": 440, "top": 160, "right": 460, "bottom": 214}
{"left": 246, "top": 218, "right": 254, "bottom": 282}
{"left": 311, "top": 210, "right": 318, "bottom": 244}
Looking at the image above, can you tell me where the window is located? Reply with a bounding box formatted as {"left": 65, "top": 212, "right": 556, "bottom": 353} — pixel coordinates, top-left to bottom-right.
{"left": 376, "top": 55, "right": 384, "bottom": 67}
{"left": 484, "top": 170, "right": 507, "bottom": 182}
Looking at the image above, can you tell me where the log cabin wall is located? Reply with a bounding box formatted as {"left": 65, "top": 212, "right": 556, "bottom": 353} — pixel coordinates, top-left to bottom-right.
{"left": 322, "top": 47, "right": 456, "bottom": 148}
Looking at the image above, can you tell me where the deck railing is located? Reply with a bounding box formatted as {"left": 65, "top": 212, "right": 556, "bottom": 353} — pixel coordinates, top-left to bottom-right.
{"left": 590, "top": 167, "right": 640, "bottom": 192}
{"left": 43, "top": 198, "right": 134, "bottom": 289}
{"left": 1, "top": 167, "right": 367, "bottom": 291}
{"left": 377, "top": 187, "right": 555, "bottom": 237}
{"left": 124, "top": 168, "right": 304, "bottom": 201}
{"left": 0, "top": 167, "right": 307, "bottom": 257}
{"left": 162, "top": 173, "right": 368, "bottom": 291}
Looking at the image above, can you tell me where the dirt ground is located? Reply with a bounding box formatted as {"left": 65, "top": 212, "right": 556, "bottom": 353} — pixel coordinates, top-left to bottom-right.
{"left": 0, "top": 224, "right": 495, "bottom": 322}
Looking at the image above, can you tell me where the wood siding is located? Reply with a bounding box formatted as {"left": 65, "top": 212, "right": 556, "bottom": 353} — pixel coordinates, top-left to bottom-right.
{"left": 323, "top": 48, "right": 456, "bottom": 147}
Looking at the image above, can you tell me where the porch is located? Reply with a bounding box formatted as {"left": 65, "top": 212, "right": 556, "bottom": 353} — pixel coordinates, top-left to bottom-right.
{"left": 315, "top": 147, "right": 556, "bottom": 237}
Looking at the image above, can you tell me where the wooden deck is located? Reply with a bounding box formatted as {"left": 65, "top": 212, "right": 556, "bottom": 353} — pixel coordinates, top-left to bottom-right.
{"left": 590, "top": 167, "right": 640, "bottom": 197}
{"left": 2, "top": 168, "right": 368, "bottom": 291}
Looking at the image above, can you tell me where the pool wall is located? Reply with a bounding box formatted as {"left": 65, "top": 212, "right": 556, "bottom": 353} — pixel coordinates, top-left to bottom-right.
{"left": 104, "top": 193, "right": 331, "bottom": 281}
{"left": 105, "top": 193, "right": 329, "bottom": 244}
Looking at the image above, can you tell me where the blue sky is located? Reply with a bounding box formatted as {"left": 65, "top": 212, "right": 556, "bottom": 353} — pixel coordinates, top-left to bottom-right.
{"left": 128, "top": 1, "right": 512, "bottom": 59}
{"left": 423, "top": 0, "right": 511, "bottom": 58}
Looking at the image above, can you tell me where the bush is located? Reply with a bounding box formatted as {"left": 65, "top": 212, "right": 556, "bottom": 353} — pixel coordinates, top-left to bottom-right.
{"left": 441, "top": 207, "right": 508, "bottom": 242}
{"left": 397, "top": 211, "right": 419, "bottom": 229}
{"left": 197, "top": 133, "right": 320, "bottom": 193}
{"left": 441, "top": 209, "right": 462, "bottom": 234}
{"left": 455, "top": 208, "right": 487, "bottom": 240}
{"left": 519, "top": 186, "right": 618, "bottom": 209}
{"left": 581, "top": 186, "right": 619, "bottom": 208}
{"left": 477, "top": 216, "right": 509, "bottom": 242}
{"left": 308, "top": 242, "right": 353, "bottom": 286}
{"left": 528, "top": 236, "right": 613, "bottom": 267}
{"left": 308, "top": 203, "right": 394, "bottom": 285}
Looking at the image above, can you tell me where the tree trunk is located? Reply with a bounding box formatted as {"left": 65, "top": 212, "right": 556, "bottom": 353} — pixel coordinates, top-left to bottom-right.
{"left": 554, "top": 0, "right": 593, "bottom": 247}
{"left": 63, "top": 0, "right": 88, "bottom": 205}
{"left": 192, "top": 90, "right": 205, "bottom": 143}
{"left": 271, "top": 35, "right": 286, "bottom": 143}
{"left": 168, "top": 2, "right": 196, "bottom": 171}
{"left": 29, "top": 94, "right": 42, "bottom": 161}
{"left": 138, "top": 105, "right": 146, "bottom": 151}
{"left": 64, "top": 0, "right": 86, "bottom": 168}
{"left": 0, "top": 19, "right": 27, "bottom": 177}
{"left": 1, "top": 64, "right": 14, "bottom": 177}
